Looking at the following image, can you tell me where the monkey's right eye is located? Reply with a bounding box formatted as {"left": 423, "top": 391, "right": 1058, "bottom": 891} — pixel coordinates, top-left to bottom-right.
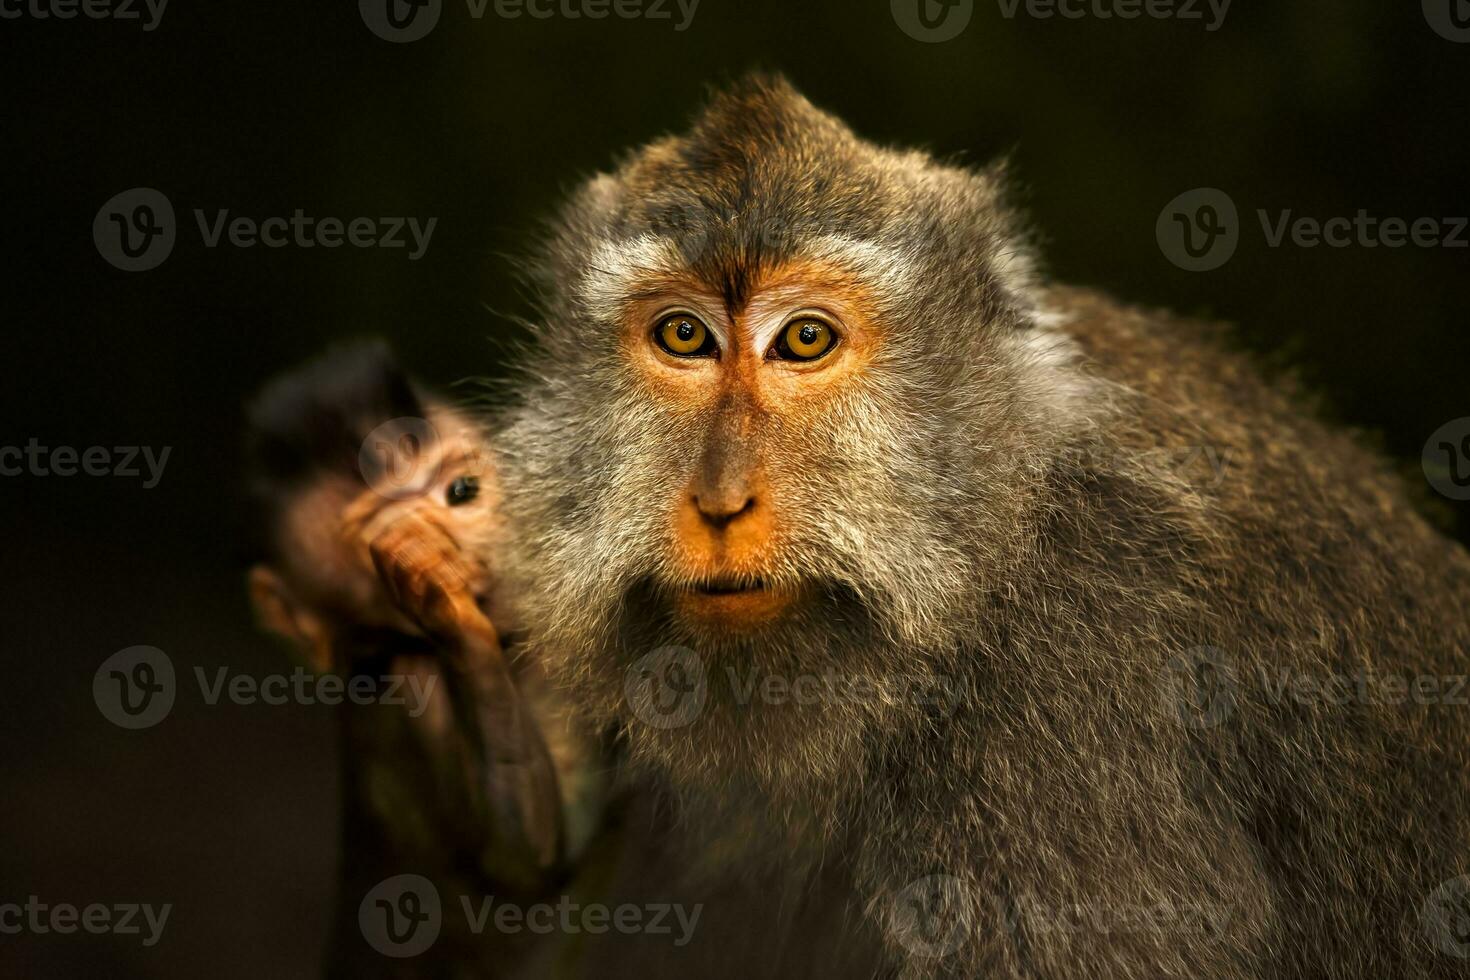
{"left": 654, "top": 314, "right": 716, "bottom": 358}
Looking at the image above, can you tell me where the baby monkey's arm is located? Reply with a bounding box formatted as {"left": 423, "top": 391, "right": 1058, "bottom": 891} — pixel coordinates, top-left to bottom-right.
{"left": 346, "top": 494, "right": 564, "bottom": 877}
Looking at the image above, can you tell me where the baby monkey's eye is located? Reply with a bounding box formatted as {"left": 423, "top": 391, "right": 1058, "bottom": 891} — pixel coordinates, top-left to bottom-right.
{"left": 771, "top": 317, "right": 838, "bottom": 362}
{"left": 654, "top": 314, "right": 717, "bottom": 358}
{"left": 446, "top": 475, "right": 480, "bottom": 506}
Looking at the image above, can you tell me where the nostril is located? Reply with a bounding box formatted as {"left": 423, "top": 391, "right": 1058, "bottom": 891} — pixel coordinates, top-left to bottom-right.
{"left": 694, "top": 494, "right": 756, "bottom": 527}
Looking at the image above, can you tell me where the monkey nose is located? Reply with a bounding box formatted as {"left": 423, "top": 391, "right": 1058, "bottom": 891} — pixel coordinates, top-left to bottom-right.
{"left": 692, "top": 490, "right": 756, "bottom": 529}
{"left": 676, "top": 476, "right": 774, "bottom": 564}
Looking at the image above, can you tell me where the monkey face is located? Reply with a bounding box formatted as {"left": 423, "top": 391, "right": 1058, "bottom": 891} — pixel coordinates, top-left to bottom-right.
{"left": 280, "top": 405, "right": 505, "bottom": 637}
{"left": 615, "top": 258, "right": 890, "bottom": 632}
{"left": 505, "top": 239, "right": 1013, "bottom": 669}
{"left": 496, "top": 76, "right": 1079, "bottom": 749}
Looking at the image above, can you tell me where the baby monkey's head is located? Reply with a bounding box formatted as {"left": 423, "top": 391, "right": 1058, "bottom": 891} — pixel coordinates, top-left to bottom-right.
{"left": 243, "top": 341, "right": 503, "bottom": 669}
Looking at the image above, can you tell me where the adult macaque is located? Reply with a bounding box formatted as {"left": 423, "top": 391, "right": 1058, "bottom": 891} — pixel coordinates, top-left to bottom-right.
{"left": 482, "top": 75, "right": 1470, "bottom": 978}
{"left": 242, "top": 342, "right": 606, "bottom": 976}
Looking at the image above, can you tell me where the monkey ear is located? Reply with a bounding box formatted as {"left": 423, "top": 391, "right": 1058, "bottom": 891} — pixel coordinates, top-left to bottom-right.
{"left": 247, "top": 565, "right": 334, "bottom": 675}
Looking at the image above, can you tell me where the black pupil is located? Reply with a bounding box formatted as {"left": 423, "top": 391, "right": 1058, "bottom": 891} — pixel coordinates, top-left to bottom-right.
{"left": 798, "top": 322, "right": 820, "bottom": 346}
{"left": 447, "top": 475, "right": 479, "bottom": 506}
{"left": 675, "top": 320, "right": 696, "bottom": 342}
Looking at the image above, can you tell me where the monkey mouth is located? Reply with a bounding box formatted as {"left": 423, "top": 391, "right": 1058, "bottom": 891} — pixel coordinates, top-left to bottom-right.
{"left": 691, "top": 575, "right": 768, "bottom": 596}
{"left": 675, "top": 575, "right": 795, "bottom": 628}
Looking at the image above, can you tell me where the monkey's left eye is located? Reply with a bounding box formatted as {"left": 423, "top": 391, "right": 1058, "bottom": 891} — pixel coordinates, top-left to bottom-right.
{"left": 446, "top": 475, "right": 480, "bottom": 506}
{"left": 654, "top": 314, "right": 717, "bottom": 358}
{"left": 771, "top": 317, "right": 838, "bottom": 362}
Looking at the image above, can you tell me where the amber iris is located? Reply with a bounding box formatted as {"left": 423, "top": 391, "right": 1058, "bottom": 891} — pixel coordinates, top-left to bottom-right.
{"left": 774, "top": 317, "right": 836, "bottom": 361}
{"left": 655, "top": 314, "right": 715, "bottom": 357}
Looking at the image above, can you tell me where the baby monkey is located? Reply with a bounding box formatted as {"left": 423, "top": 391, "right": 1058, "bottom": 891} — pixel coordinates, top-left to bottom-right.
{"left": 243, "top": 342, "right": 602, "bottom": 972}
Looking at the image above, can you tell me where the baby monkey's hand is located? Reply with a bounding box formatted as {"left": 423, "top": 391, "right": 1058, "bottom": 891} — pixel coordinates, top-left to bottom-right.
{"left": 339, "top": 469, "right": 499, "bottom": 649}
{"left": 363, "top": 508, "right": 489, "bottom": 647}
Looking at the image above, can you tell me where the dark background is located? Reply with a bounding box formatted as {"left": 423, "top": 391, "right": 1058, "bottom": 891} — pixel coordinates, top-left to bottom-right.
{"left": 1, "top": 1, "right": 1466, "bottom": 976}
